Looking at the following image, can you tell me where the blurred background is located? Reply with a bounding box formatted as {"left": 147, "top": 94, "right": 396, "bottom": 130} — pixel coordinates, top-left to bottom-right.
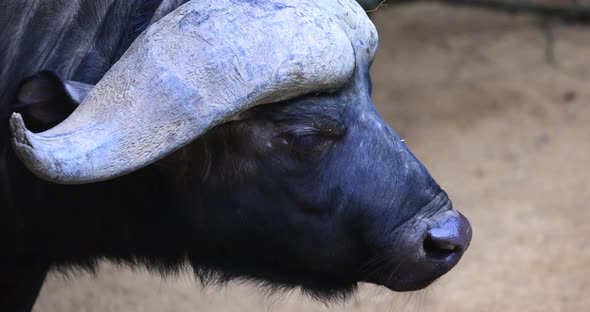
{"left": 34, "top": 1, "right": 590, "bottom": 311}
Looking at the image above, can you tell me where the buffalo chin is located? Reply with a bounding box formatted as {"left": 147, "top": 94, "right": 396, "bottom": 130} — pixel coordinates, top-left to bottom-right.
{"left": 382, "top": 277, "right": 440, "bottom": 292}
{"left": 360, "top": 260, "right": 443, "bottom": 293}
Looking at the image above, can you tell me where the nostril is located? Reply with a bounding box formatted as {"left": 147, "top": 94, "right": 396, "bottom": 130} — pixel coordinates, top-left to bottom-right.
{"left": 423, "top": 234, "right": 458, "bottom": 260}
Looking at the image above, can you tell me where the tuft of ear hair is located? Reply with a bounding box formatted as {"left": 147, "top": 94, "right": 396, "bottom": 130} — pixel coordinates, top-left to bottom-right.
{"left": 12, "top": 70, "right": 93, "bottom": 133}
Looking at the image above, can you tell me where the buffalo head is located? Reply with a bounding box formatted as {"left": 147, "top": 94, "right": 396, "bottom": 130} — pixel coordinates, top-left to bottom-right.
{"left": 9, "top": 0, "right": 471, "bottom": 299}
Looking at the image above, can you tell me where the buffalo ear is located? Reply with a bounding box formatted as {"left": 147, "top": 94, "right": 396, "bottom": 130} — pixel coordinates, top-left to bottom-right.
{"left": 12, "top": 70, "right": 93, "bottom": 132}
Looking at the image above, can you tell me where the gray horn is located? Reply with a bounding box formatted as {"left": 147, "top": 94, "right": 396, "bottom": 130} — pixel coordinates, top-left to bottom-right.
{"left": 10, "top": 0, "right": 377, "bottom": 183}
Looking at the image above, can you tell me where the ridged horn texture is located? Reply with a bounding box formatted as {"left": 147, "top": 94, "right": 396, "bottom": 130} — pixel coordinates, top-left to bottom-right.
{"left": 10, "top": 0, "right": 378, "bottom": 184}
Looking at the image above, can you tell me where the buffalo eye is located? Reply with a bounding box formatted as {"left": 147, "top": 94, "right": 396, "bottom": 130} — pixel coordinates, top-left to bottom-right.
{"left": 287, "top": 134, "right": 329, "bottom": 152}
{"left": 289, "top": 133, "right": 325, "bottom": 150}
{"left": 279, "top": 126, "right": 341, "bottom": 161}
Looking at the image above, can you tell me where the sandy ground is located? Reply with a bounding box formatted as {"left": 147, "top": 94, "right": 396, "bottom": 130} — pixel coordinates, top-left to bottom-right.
{"left": 33, "top": 4, "right": 590, "bottom": 312}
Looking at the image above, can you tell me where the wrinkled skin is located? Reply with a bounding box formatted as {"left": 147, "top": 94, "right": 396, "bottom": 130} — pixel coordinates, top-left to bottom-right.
{"left": 0, "top": 1, "right": 471, "bottom": 311}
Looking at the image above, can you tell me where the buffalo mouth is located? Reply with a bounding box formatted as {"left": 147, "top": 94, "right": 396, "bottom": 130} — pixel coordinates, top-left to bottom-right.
{"left": 360, "top": 193, "right": 472, "bottom": 292}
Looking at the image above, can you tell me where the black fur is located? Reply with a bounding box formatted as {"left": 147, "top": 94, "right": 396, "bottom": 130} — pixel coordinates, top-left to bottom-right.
{"left": 0, "top": 1, "right": 186, "bottom": 310}
{"left": 0, "top": 2, "right": 453, "bottom": 311}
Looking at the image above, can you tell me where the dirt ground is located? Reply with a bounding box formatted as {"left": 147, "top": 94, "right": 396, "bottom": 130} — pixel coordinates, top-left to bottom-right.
{"left": 33, "top": 3, "right": 590, "bottom": 312}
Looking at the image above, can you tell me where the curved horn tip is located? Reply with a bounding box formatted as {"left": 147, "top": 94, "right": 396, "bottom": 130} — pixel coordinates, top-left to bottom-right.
{"left": 9, "top": 113, "right": 57, "bottom": 182}
{"left": 9, "top": 112, "right": 30, "bottom": 145}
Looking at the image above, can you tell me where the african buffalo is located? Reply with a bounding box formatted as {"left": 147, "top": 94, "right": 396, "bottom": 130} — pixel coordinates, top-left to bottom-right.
{"left": 0, "top": 0, "right": 472, "bottom": 311}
